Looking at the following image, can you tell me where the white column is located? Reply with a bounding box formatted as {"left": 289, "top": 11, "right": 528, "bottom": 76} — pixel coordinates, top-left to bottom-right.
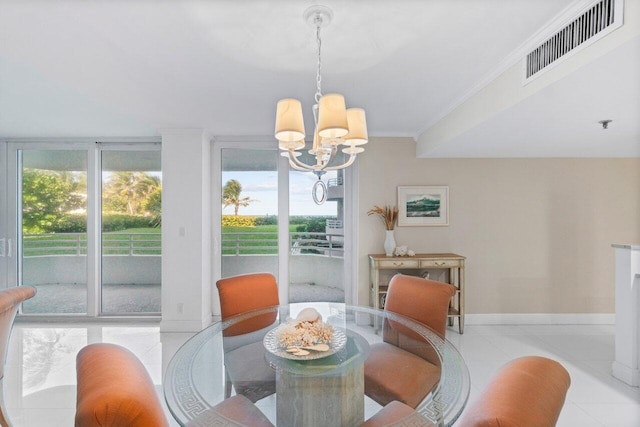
{"left": 612, "top": 244, "right": 640, "bottom": 386}
{"left": 160, "top": 129, "right": 212, "bottom": 332}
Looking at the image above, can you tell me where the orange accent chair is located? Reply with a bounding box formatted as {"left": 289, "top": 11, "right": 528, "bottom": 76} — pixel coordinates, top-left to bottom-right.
{"left": 362, "top": 356, "right": 570, "bottom": 427}
{"left": 75, "top": 343, "right": 273, "bottom": 427}
{"left": 216, "top": 273, "right": 280, "bottom": 403}
{"left": 457, "top": 356, "right": 571, "bottom": 427}
{"left": 0, "top": 286, "right": 37, "bottom": 427}
{"left": 364, "top": 274, "right": 455, "bottom": 408}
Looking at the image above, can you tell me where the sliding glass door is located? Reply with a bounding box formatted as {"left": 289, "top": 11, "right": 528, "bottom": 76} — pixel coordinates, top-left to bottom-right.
{"left": 16, "top": 148, "right": 89, "bottom": 314}
{"left": 219, "top": 147, "right": 280, "bottom": 280}
{"left": 100, "top": 149, "right": 161, "bottom": 314}
{"left": 288, "top": 166, "right": 345, "bottom": 303}
{"left": 5, "top": 141, "right": 161, "bottom": 317}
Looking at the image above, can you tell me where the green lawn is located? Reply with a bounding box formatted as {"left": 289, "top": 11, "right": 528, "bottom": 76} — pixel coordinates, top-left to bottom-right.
{"left": 222, "top": 224, "right": 284, "bottom": 255}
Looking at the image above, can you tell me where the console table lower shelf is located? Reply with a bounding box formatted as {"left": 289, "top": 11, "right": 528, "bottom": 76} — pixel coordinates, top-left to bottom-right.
{"left": 368, "top": 253, "right": 466, "bottom": 334}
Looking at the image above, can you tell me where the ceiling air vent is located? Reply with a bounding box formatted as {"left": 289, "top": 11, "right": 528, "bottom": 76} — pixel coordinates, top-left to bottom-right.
{"left": 524, "top": 0, "right": 623, "bottom": 81}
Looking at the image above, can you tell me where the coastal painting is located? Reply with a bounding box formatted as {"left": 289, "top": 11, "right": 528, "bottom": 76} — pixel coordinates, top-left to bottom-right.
{"left": 397, "top": 186, "right": 449, "bottom": 226}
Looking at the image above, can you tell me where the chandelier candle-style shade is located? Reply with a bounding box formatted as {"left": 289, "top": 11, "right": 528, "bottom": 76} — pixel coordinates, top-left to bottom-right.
{"left": 317, "top": 94, "right": 349, "bottom": 139}
{"left": 274, "top": 5, "right": 368, "bottom": 201}
{"left": 275, "top": 98, "right": 305, "bottom": 142}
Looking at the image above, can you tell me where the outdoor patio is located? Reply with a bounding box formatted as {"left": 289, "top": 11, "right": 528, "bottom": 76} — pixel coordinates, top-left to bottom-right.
{"left": 21, "top": 282, "right": 344, "bottom": 314}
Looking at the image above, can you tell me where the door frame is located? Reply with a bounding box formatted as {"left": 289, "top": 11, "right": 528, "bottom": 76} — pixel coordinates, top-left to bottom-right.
{"left": 211, "top": 138, "right": 359, "bottom": 312}
{"left": 4, "top": 138, "right": 160, "bottom": 318}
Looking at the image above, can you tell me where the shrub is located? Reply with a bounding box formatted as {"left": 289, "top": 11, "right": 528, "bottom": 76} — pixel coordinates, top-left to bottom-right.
{"left": 254, "top": 215, "right": 278, "bottom": 226}
{"left": 50, "top": 214, "right": 88, "bottom": 233}
{"left": 222, "top": 215, "right": 257, "bottom": 227}
{"left": 102, "top": 214, "right": 156, "bottom": 232}
{"left": 295, "top": 217, "right": 333, "bottom": 233}
{"left": 24, "top": 213, "right": 157, "bottom": 233}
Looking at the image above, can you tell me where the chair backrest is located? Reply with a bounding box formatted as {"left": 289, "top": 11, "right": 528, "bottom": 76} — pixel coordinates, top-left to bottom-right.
{"left": 216, "top": 273, "right": 279, "bottom": 337}
{"left": 458, "top": 356, "right": 571, "bottom": 427}
{"left": 75, "top": 343, "right": 170, "bottom": 427}
{"left": 0, "top": 286, "right": 36, "bottom": 379}
{"left": 384, "top": 274, "right": 455, "bottom": 338}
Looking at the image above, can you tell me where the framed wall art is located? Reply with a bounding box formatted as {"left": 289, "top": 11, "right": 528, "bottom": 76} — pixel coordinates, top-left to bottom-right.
{"left": 397, "top": 186, "right": 449, "bottom": 226}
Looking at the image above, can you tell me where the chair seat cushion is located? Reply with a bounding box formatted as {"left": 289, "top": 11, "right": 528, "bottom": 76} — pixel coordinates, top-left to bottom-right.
{"left": 364, "top": 343, "right": 441, "bottom": 408}
{"left": 225, "top": 341, "right": 276, "bottom": 402}
{"left": 186, "top": 395, "right": 273, "bottom": 427}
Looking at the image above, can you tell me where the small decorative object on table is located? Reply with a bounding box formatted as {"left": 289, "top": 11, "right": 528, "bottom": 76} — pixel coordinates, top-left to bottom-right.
{"left": 393, "top": 246, "right": 416, "bottom": 257}
{"left": 264, "top": 307, "right": 346, "bottom": 360}
{"left": 368, "top": 205, "right": 398, "bottom": 256}
{"left": 394, "top": 245, "right": 407, "bottom": 256}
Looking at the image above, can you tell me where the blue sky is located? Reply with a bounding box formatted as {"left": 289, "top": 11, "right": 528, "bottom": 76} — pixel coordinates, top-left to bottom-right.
{"left": 221, "top": 170, "right": 338, "bottom": 216}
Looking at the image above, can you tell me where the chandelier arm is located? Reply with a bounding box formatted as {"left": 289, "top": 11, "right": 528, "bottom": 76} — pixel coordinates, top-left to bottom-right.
{"left": 288, "top": 157, "right": 313, "bottom": 172}
{"left": 321, "top": 154, "right": 357, "bottom": 171}
{"left": 288, "top": 149, "right": 329, "bottom": 171}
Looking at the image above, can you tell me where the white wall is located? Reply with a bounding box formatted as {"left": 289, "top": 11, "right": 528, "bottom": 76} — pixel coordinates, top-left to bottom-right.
{"left": 358, "top": 137, "right": 640, "bottom": 315}
{"left": 160, "top": 129, "right": 212, "bottom": 332}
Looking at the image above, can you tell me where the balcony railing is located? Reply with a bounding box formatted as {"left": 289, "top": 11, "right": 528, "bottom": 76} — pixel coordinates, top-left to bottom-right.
{"left": 23, "top": 231, "right": 344, "bottom": 258}
{"left": 289, "top": 232, "right": 343, "bottom": 258}
{"left": 23, "top": 233, "right": 161, "bottom": 257}
{"left": 222, "top": 231, "right": 343, "bottom": 258}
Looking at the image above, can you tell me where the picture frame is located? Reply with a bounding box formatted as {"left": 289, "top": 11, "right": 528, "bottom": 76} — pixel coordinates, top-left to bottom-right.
{"left": 397, "top": 186, "right": 449, "bottom": 226}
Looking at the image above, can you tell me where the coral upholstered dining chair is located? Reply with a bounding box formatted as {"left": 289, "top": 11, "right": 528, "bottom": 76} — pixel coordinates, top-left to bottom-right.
{"left": 0, "top": 286, "right": 36, "bottom": 427}
{"left": 216, "top": 273, "right": 280, "bottom": 403}
{"left": 457, "top": 356, "right": 570, "bottom": 427}
{"left": 364, "top": 274, "right": 455, "bottom": 409}
{"left": 362, "top": 356, "right": 570, "bottom": 427}
{"left": 75, "top": 343, "right": 273, "bottom": 427}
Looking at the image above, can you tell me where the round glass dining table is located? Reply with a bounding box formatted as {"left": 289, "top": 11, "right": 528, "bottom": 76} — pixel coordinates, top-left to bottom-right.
{"left": 164, "top": 303, "right": 469, "bottom": 427}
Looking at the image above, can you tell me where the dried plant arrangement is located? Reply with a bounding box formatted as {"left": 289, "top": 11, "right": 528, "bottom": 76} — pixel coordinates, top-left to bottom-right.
{"left": 367, "top": 205, "right": 398, "bottom": 230}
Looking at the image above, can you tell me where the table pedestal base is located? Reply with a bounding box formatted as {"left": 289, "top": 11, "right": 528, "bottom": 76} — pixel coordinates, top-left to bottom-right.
{"left": 276, "top": 365, "right": 364, "bottom": 427}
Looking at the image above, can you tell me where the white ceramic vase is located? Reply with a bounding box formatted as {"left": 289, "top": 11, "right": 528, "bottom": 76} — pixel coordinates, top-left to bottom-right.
{"left": 384, "top": 230, "right": 396, "bottom": 257}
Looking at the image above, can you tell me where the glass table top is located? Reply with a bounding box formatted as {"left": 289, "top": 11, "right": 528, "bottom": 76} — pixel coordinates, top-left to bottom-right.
{"left": 164, "top": 303, "right": 470, "bottom": 426}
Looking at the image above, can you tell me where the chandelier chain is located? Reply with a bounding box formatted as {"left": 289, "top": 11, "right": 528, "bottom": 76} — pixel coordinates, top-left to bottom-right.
{"left": 315, "top": 17, "right": 322, "bottom": 104}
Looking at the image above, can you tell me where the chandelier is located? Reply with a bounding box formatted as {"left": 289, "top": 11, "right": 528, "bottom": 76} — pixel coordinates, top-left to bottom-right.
{"left": 274, "top": 6, "right": 368, "bottom": 204}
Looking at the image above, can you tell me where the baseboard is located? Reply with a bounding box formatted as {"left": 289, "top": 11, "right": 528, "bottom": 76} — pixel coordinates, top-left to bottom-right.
{"left": 465, "top": 313, "right": 615, "bottom": 325}
{"left": 612, "top": 361, "right": 640, "bottom": 387}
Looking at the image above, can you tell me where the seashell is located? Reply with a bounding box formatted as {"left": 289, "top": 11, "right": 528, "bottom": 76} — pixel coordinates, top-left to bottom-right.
{"left": 407, "top": 249, "right": 415, "bottom": 257}
{"left": 301, "top": 343, "right": 330, "bottom": 352}
{"left": 394, "top": 245, "right": 408, "bottom": 256}
{"left": 295, "top": 307, "right": 322, "bottom": 323}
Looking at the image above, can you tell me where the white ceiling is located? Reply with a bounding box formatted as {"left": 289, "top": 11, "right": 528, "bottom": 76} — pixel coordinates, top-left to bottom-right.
{"left": 0, "top": 0, "right": 637, "bottom": 157}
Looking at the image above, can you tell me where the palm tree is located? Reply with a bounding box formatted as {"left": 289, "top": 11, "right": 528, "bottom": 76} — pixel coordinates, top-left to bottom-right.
{"left": 103, "top": 172, "right": 160, "bottom": 215}
{"left": 222, "top": 179, "right": 255, "bottom": 215}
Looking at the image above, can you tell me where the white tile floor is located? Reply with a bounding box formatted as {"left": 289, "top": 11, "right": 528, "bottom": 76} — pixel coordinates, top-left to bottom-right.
{"left": 4, "top": 322, "right": 640, "bottom": 426}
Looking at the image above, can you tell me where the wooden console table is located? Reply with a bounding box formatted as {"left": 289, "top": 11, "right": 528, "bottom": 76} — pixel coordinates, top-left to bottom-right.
{"left": 369, "top": 253, "right": 466, "bottom": 334}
